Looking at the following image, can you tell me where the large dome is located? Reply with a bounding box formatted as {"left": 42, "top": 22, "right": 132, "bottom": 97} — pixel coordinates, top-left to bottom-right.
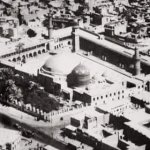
{"left": 42, "top": 52, "right": 80, "bottom": 76}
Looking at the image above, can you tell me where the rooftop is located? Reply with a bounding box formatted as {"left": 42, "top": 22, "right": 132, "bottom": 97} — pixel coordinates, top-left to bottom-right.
{"left": 44, "top": 145, "right": 59, "bottom": 150}
{"left": 124, "top": 108, "right": 150, "bottom": 123}
{"left": 124, "top": 108, "right": 150, "bottom": 138}
{"left": 0, "top": 36, "right": 47, "bottom": 57}
{"left": 97, "top": 99, "right": 131, "bottom": 113}
{"left": 0, "top": 128, "right": 20, "bottom": 146}
{"left": 49, "top": 0, "right": 64, "bottom": 8}
{"left": 78, "top": 28, "right": 150, "bottom": 66}
{"left": 132, "top": 91, "right": 150, "bottom": 103}
{"left": 83, "top": 81, "right": 125, "bottom": 96}
{"left": 71, "top": 108, "right": 103, "bottom": 122}
{"left": 102, "top": 134, "right": 118, "bottom": 148}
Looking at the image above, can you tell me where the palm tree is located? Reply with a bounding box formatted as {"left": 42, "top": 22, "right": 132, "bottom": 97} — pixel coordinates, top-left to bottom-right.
{"left": 5, "top": 79, "right": 23, "bottom": 102}
{"left": 15, "top": 42, "right": 24, "bottom": 63}
{"left": 15, "top": 42, "right": 24, "bottom": 55}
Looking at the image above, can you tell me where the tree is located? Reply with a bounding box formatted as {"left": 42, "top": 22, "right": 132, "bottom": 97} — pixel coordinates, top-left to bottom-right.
{"left": 23, "top": 86, "right": 59, "bottom": 112}
{"left": 0, "top": 68, "right": 15, "bottom": 99}
{"left": 0, "top": 68, "right": 14, "bottom": 80}
{"left": 94, "top": 7, "right": 101, "bottom": 14}
{"left": 27, "top": 29, "right": 37, "bottom": 38}
{"left": 5, "top": 79, "right": 23, "bottom": 102}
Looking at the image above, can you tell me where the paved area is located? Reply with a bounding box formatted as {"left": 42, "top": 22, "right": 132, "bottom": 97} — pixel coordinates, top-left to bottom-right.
{"left": 20, "top": 137, "right": 44, "bottom": 150}
{"left": 15, "top": 53, "right": 50, "bottom": 75}
{"left": 0, "top": 120, "right": 44, "bottom": 150}
{"left": 0, "top": 104, "right": 68, "bottom": 149}
{"left": 11, "top": 44, "right": 71, "bottom": 75}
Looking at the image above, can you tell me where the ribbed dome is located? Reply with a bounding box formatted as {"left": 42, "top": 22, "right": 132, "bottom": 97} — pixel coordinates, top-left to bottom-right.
{"left": 42, "top": 52, "right": 80, "bottom": 76}
{"left": 72, "top": 63, "right": 90, "bottom": 77}
{"left": 67, "top": 63, "right": 91, "bottom": 87}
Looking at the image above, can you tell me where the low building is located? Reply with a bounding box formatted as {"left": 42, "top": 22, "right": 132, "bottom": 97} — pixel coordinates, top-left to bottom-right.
{"left": 0, "top": 16, "right": 19, "bottom": 38}
{"left": 91, "top": 13, "right": 117, "bottom": 26}
{"left": 38, "top": 51, "right": 132, "bottom": 107}
{"left": 123, "top": 108, "right": 150, "bottom": 148}
{"left": 87, "top": 0, "right": 113, "bottom": 12}
{"left": 0, "top": 128, "right": 21, "bottom": 150}
{"left": 65, "top": 109, "right": 146, "bottom": 150}
{"left": 104, "top": 21, "right": 127, "bottom": 37}
{"left": 64, "top": 109, "right": 111, "bottom": 147}
{"left": 101, "top": 134, "right": 146, "bottom": 150}
{"left": 70, "top": 110, "right": 110, "bottom": 128}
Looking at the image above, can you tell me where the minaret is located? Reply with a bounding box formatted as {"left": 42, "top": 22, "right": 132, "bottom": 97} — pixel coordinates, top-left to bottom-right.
{"left": 17, "top": 7, "right": 22, "bottom": 25}
{"left": 134, "top": 47, "right": 141, "bottom": 76}
{"left": 48, "top": 9, "right": 53, "bottom": 39}
{"left": 89, "top": 0, "right": 93, "bottom": 13}
{"left": 72, "top": 25, "right": 80, "bottom": 53}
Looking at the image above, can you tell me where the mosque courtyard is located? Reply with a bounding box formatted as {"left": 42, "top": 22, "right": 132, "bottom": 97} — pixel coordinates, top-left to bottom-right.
{"left": 12, "top": 48, "right": 132, "bottom": 82}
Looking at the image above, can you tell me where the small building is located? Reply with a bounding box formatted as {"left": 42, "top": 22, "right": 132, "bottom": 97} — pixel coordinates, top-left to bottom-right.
{"left": 0, "top": 128, "right": 21, "bottom": 150}
{"left": 101, "top": 133, "right": 146, "bottom": 150}
{"left": 70, "top": 110, "right": 110, "bottom": 129}
{"left": 104, "top": 21, "right": 127, "bottom": 37}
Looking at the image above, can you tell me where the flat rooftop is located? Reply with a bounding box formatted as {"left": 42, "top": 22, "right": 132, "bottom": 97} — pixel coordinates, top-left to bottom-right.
{"left": 0, "top": 36, "right": 47, "bottom": 56}
{"left": 124, "top": 109, "right": 150, "bottom": 138}
{"left": 124, "top": 109, "right": 150, "bottom": 123}
{"left": 82, "top": 82, "right": 125, "bottom": 96}
{"left": 132, "top": 91, "right": 150, "bottom": 103}
{"left": 97, "top": 99, "right": 131, "bottom": 112}
{"left": 78, "top": 29, "right": 150, "bottom": 66}
{"left": 0, "top": 128, "right": 20, "bottom": 146}
{"left": 71, "top": 108, "right": 103, "bottom": 121}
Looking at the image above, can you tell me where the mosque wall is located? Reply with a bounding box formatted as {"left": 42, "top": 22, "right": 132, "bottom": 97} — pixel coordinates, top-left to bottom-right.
{"left": 85, "top": 85, "right": 129, "bottom": 105}
{"left": 79, "top": 37, "right": 150, "bottom": 74}
{"left": 38, "top": 71, "right": 63, "bottom": 95}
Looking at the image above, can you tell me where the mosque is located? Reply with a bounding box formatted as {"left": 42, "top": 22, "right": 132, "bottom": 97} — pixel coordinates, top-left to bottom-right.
{"left": 38, "top": 50, "right": 132, "bottom": 116}
{"left": 38, "top": 51, "right": 92, "bottom": 98}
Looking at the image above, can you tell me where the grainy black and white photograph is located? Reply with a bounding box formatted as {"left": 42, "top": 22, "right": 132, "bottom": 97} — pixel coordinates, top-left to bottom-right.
{"left": 0, "top": 0, "right": 150, "bottom": 149}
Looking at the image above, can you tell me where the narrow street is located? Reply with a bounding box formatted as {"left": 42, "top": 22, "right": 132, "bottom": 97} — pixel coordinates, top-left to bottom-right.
{"left": 0, "top": 103, "right": 92, "bottom": 149}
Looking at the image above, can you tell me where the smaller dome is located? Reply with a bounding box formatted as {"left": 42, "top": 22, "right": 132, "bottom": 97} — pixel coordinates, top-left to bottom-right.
{"left": 72, "top": 63, "right": 90, "bottom": 77}
{"left": 67, "top": 63, "right": 91, "bottom": 87}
